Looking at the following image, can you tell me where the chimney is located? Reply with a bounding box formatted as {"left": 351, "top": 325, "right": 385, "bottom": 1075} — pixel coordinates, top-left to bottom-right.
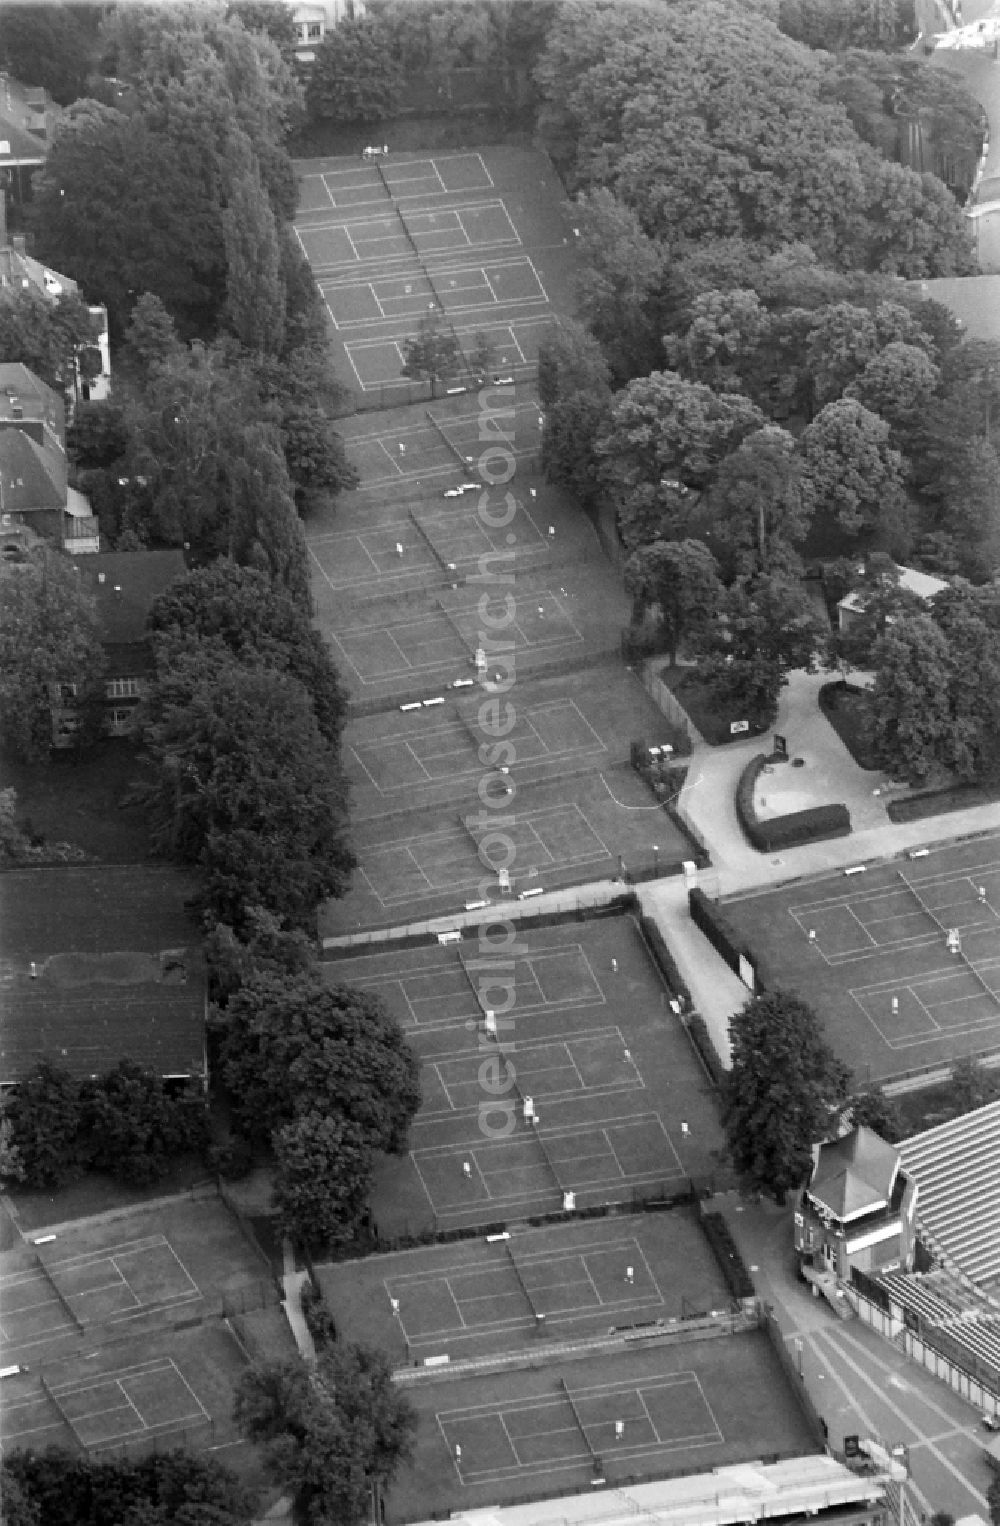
{"left": 29, "top": 961, "right": 37, "bottom": 978}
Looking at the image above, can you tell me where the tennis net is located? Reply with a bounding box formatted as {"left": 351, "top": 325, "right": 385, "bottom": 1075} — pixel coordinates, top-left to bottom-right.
{"left": 506, "top": 1240, "right": 539, "bottom": 1317}
{"left": 559, "top": 1376, "right": 602, "bottom": 1471}
{"left": 34, "top": 1248, "right": 84, "bottom": 1331}
{"left": 897, "top": 871, "right": 1000, "bottom": 1005}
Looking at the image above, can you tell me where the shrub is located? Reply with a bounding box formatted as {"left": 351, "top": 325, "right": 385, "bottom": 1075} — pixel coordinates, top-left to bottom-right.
{"left": 700, "top": 1211, "right": 754, "bottom": 1299}
{"left": 301, "top": 1280, "right": 338, "bottom": 1349}
{"left": 689, "top": 888, "right": 749, "bottom": 975}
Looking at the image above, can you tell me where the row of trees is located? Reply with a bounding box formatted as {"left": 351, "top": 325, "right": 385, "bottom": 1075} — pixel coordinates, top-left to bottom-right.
{"left": 303, "top": 0, "right": 556, "bottom": 123}
{"left": 26, "top": 3, "right": 302, "bottom": 344}
{"left": 128, "top": 562, "right": 420, "bottom": 1252}
{"left": 0, "top": 1060, "right": 207, "bottom": 1190}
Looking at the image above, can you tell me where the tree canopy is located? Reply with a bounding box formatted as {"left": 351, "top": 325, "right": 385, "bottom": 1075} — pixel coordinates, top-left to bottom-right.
{"left": 0, "top": 544, "right": 105, "bottom": 763}
{"left": 218, "top": 972, "right": 420, "bottom": 1246}
{"left": 535, "top": 1, "right": 973, "bottom": 276}
{"left": 138, "top": 655, "right": 354, "bottom": 932}
{"left": 725, "top": 989, "right": 850, "bottom": 1202}
{"left": 1, "top": 1447, "right": 251, "bottom": 1526}
{"left": 149, "top": 561, "right": 348, "bottom": 746}
{"left": 234, "top": 1344, "right": 416, "bottom": 1526}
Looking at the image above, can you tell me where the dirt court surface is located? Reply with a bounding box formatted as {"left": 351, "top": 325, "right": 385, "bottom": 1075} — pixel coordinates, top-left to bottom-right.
{"left": 0, "top": 1193, "right": 278, "bottom": 1461}
{"left": 315, "top": 1207, "right": 731, "bottom": 1363}
{"left": 293, "top": 146, "right": 577, "bottom": 398}
{"left": 321, "top": 913, "right": 725, "bottom": 1239}
{"left": 721, "top": 831, "right": 1000, "bottom": 1082}
{"left": 386, "top": 1329, "right": 815, "bottom": 1520}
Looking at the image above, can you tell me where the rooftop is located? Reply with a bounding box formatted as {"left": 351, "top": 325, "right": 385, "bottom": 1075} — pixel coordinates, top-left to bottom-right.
{"left": 837, "top": 565, "right": 949, "bottom": 614}
{"left": 807, "top": 1125, "right": 900, "bottom": 1221}
{"left": 79, "top": 550, "right": 187, "bottom": 645}
{"left": 0, "top": 426, "right": 65, "bottom": 513}
{"left": 0, "top": 865, "right": 206, "bottom": 1085}
{"left": 406, "top": 1454, "right": 886, "bottom": 1526}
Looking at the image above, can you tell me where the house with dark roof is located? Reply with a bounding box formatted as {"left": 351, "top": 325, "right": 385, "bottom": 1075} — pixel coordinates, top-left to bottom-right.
{"left": 0, "top": 865, "right": 207, "bottom": 1088}
{"left": 0, "top": 197, "right": 112, "bottom": 404}
{"left": 794, "top": 1125, "right": 917, "bottom": 1285}
{"left": 0, "top": 74, "right": 59, "bottom": 208}
{"left": 51, "top": 548, "right": 187, "bottom": 745}
{"left": 0, "top": 362, "right": 98, "bottom": 551}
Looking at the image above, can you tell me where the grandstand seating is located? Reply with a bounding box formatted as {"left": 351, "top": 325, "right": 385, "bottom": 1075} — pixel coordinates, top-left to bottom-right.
{"left": 897, "top": 1100, "right": 1000, "bottom": 1293}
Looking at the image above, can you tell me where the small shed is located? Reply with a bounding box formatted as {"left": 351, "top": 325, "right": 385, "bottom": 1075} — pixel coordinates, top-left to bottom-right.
{"left": 837, "top": 565, "right": 948, "bottom": 635}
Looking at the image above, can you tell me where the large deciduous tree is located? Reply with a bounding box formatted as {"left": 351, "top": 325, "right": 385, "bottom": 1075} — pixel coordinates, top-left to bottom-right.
{"left": 234, "top": 1344, "right": 416, "bottom": 1526}
{"left": 868, "top": 614, "right": 958, "bottom": 784}
{"left": 218, "top": 971, "right": 419, "bottom": 1244}
{"left": 79, "top": 1062, "right": 208, "bottom": 1187}
{"left": 711, "top": 426, "right": 810, "bottom": 576}
{"left": 700, "top": 573, "right": 825, "bottom": 725}
{"left": 305, "top": 17, "right": 405, "bottom": 123}
{"left": 0, "top": 545, "right": 106, "bottom": 763}
{"left": 624, "top": 539, "right": 723, "bottom": 664}
{"left": 139, "top": 657, "right": 354, "bottom": 930}
{"left": 600, "top": 373, "right": 766, "bottom": 496}
{"left": 570, "top": 189, "right": 670, "bottom": 382}
{"left": 725, "top": 989, "right": 850, "bottom": 1203}
{"left": 799, "top": 397, "right": 908, "bottom": 545}
{"left": 149, "top": 561, "right": 348, "bottom": 747}
{"left": 125, "top": 341, "right": 310, "bottom": 599}
{"left": 220, "top": 974, "right": 420, "bottom": 1156}
{"left": 537, "top": 319, "right": 612, "bottom": 507}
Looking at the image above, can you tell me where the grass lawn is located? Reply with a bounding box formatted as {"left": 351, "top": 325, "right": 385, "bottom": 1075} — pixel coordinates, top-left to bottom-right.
{"left": 656, "top": 667, "right": 768, "bottom": 747}
{"left": 818, "top": 681, "right": 878, "bottom": 769}
{"left": 1, "top": 739, "right": 153, "bottom": 863}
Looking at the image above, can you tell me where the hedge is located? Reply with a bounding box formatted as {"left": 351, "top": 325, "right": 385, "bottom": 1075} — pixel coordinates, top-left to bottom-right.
{"left": 689, "top": 887, "right": 748, "bottom": 975}
{"left": 639, "top": 913, "right": 692, "bottom": 1006}
{"left": 700, "top": 1211, "right": 755, "bottom": 1300}
{"left": 687, "top": 1014, "right": 728, "bottom": 1089}
{"left": 735, "top": 754, "right": 851, "bottom": 852}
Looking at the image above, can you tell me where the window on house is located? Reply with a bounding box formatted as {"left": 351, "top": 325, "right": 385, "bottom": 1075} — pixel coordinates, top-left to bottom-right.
{"left": 307, "top": 22, "right": 323, "bottom": 38}
{"left": 108, "top": 708, "right": 134, "bottom": 734}
{"left": 105, "top": 677, "right": 141, "bottom": 699}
